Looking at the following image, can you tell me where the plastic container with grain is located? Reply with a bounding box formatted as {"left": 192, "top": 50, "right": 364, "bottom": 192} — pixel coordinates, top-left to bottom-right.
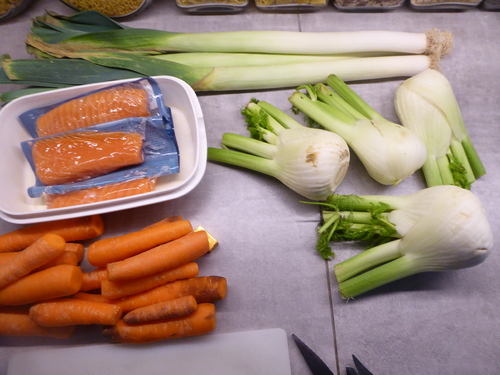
{"left": 175, "top": 0, "right": 249, "bottom": 13}
{"left": 255, "top": 0, "right": 329, "bottom": 12}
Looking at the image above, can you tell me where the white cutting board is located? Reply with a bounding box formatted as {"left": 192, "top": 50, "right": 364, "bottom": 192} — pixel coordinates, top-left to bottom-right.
{"left": 7, "top": 328, "right": 292, "bottom": 375}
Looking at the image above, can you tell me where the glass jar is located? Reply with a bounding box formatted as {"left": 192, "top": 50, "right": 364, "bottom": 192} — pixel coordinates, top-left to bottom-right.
{"left": 332, "top": 0, "right": 405, "bottom": 11}
{"left": 480, "top": 0, "right": 500, "bottom": 9}
{"left": 409, "top": 0, "right": 481, "bottom": 10}
{"left": 0, "top": 0, "right": 34, "bottom": 23}
{"left": 176, "top": 0, "right": 249, "bottom": 13}
{"left": 59, "top": 0, "right": 154, "bottom": 19}
{"left": 255, "top": 0, "right": 329, "bottom": 12}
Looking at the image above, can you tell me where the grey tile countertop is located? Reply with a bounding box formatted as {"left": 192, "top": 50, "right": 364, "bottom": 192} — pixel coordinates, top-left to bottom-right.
{"left": 0, "top": 1, "right": 499, "bottom": 374}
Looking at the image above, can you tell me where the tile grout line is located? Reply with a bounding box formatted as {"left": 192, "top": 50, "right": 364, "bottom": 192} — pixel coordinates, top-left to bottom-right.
{"left": 325, "top": 259, "right": 341, "bottom": 375}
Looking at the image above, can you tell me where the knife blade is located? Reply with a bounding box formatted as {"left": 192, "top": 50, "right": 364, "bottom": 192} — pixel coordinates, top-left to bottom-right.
{"left": 352, "top": 355, "right": 374, "bottom": 375}
{"left": 291, "top": 333, "right": 335, "bottom": 375}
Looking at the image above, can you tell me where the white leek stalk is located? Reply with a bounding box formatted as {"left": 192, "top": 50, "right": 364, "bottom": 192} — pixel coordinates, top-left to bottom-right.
{"left": 289, "top": 75, "right": 426, "bottom": 186}
{"left": 153, "top": 52, "right": 357, "bottom": 68}
{"left": 310, "top": 185, "right": 493, "bottom": 298}
{"left": 395, "top": 68, "right": 486, "bottom": 189}
{"left": 207, "top": 100, "right": 350, "bottom": 201}
{"left": 27, "top": 12, "right": 453, "bottom": 59}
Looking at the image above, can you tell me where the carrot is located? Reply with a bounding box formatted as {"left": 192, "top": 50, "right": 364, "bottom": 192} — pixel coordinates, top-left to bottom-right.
{"left": 0, "top": 215, "right": 104, "bottom": 253}
{"left": 106, "top": 230, "right": 210, "bottom": 281}
{"left": 64, "top": 243, "right": 85, "bottom": 263}
{"left": 34, "top": 251, "right": 79, "bottom": 272}
{"left": 101, "top": 262, "right": 199, "bottom": 299}
{"left": 0, "top": 307, "right": 74, "bottom": 339}
{"left": 0, "top": 233, "right": 66, "bottom": 289}
{"left": 72, "top": 291, "right": 113, "bottom": 304}
{"left": 0, "top": 264, "right": 83, "bottom": 305}
{"left": 86, "top": 217, "right": 191, "bottom": 267}
{"left": 123, "top": 295, "right": 198, "bottom": 325}
{"left": 103, "top": 303, "right": 216, "bottom": 343}
{"left": 113, "top": 276, "right": 227, "bottom": 313}
{"left": 80, "top": 267, "right": 108, "bottom": 291}
{"left": 30, "top": 298, "right": 123, "bottom": 327}
{"left": 0, "top": 244, "right": 82, "bottom": 267}
{"left": 145, "top": 215, "right": 183, "bottom": 229}
{"left": 0, "top": 253, "right": 17, "bottom": 266}
{"left": 0, "top": 250, "right": 78, "bottom": 273}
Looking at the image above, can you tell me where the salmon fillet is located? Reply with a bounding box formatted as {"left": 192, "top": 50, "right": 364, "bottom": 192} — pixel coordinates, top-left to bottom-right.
{"left": 32, "top": 131, "right": 144, "bottom": 186}
{"left": 36, "top": 87, "right": 151, "bottom": 137}
{"left": 46, "top": 178, "right": 157, "bottom": 209}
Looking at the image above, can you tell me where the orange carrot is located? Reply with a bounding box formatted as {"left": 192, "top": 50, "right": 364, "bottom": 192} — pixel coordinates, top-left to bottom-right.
{"left": 0, "top": 233, "right": 66, "bottom": 289}
{"left": 72, "top": 291, "right": 113, "bottom": 304}
{"left": 106, "top": 230, "right": 210, "bottom": 281}
{"left": 0, "top": 307, "right": 75, "bottom": 339}
{"left": 86, "top": 217, "right": 192, "bottom": 267}
{"left": 30, "top": 298, "right": 123, "bottom": 327}
{"left": 0, "top": 253, "right": 17, "bottom": 266}
{"left": 64, "top": 243, "right": 85, "bottom": 263}
{"left": 0, "top": 264, "right": 83, "bottom": 306}
{"left": 0, "top": 215, "right": 104, "bottom": 253}
{"left": 80, "top": 267, "right": 108, "bottom": 291}
{"left": 123, "top": 295, "right": 198, "bottom": 325}
{"left": 101, "top": 262, "right": 199, "bottom": 299}
{"left": 103, "top": 303, "right": 216, "bottom": 343}
{"left": 0, "top": 242, "right": 85, "bottom": 266}
{"left": 113, "top": 276, "right": 227, "bottom": 313}
{"left": 0, "top": 251, "right": 78, "bottom": 273}
{"left": 34, "top": 251, "right": 79, "bottom": 272}
{"left": 144, "top": 215, "right": 183, "bottom": 229}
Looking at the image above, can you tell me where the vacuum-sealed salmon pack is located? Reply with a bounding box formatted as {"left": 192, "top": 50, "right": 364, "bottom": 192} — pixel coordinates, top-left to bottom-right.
{"left": 18, "top": 77, "right": 171, "bottom": 138}
{"left": 21, "top": 115, "right": 180, "bottom": 199}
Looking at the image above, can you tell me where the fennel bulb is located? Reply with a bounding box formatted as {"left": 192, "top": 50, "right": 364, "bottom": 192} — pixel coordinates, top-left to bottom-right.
{"left": 207, "top": 100, "right": 350, "bottom": 201}
{"left": 310, "top": 185, "right": 493, "bottom": 298}
{"left": 289, "top": 75, "right": 427, "bottom": 186}
{"left": 395, "top": 68, "right": 486, "bottom": 189}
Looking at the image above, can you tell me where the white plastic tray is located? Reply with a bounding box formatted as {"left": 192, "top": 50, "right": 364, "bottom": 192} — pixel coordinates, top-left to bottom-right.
{"left": 0, "top": 76, "right": 206, "bottom": 224}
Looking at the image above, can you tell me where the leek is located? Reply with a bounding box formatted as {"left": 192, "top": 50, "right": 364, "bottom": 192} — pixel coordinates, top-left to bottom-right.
{"left": 26, "top": 11, "right": 453, "bottom": 58}
{"left": 1, "top": 10, "right": 455, "bottom": 101}
{"left": 1, "top": 11, "right": 455, "bottom": 102}
{"left": 395, "top": 68, "right": 486, "bottom": 189}
{"left": 207, "top": 100, "right": 350, "bottom": 202}
{"left": 308, "top": 185, "right": 493, "bottom": 298}
{"left": 152, "top": 52, "right": 358, "bottom": 68}
{"left": 0, "top": 52, "right": 434, "bottom": 100}
{"left": 1, "top": 56, "right": 144, "bottom": 85}
{"left": 289, "top": 75, "right": 427, "bottom": 186}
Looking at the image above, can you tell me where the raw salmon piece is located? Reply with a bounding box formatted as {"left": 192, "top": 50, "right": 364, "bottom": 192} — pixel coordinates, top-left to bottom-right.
{"left": 46, "top": 178, "right": 157, "bottom": 209}
{"left": 32, "top": 131, "right": 144, "bottom": 186}
{"left": 36, "top": 87, "right": 151, "bottom": 137}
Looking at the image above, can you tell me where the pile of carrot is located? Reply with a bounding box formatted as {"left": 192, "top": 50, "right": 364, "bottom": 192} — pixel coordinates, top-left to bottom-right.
{"left": 0, "top": 215, "right": 226, "bottom": 344}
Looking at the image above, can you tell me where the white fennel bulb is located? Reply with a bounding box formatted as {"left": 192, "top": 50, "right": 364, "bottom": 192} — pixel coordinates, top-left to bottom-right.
{"left": 312, "top": 185, "right": 493, "bottom": 297}
{"left": 289, "top": 74, "right": 426, "bottom": 186}
{"left": 395, "top": 68, "right": 486, "bottom": 188}
{"left": 207, "top": 100, "right": 350, "bottom": 201}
